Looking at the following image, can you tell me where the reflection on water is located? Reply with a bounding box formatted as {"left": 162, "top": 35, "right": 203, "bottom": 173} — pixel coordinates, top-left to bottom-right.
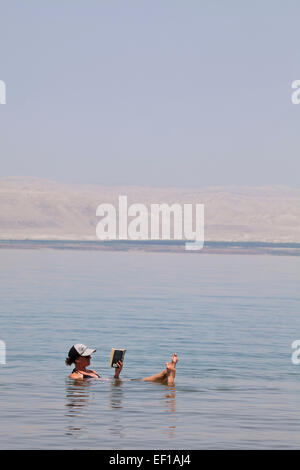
{"left": 65, "top": 379, "right": 91, "bottom": 413}
{"left": 165, "top": 386, "right": 176, "bottom": 413}
{"left": 64, "top": 377, "right": 177, "bottom": 442}
{"left": 164, "top": 386, "right": 177, "bottom": 438}
{"left": 108, "top": 381, "right": 125, "bottom": 440}
{"left": 65, "top": 379, "right": 92, "bottom": 438}
{"left": 109, "top": 379, "right": 123, "bottom": 410}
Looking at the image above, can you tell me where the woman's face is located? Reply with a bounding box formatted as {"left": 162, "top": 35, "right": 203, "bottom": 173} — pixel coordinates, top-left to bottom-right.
{"left": 75, "top": 355, "right": 91, "bottom": 368}
{"left": 84, "top": 355, "right": 91, "bottom": 366}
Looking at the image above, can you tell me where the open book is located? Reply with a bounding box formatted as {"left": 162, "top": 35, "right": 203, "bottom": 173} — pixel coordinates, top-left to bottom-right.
{"left": 109, "top": 348, "right": 126, "bottom": 368}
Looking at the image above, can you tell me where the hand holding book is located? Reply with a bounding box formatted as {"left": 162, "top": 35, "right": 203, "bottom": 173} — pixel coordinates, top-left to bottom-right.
{"left": 110, "top": 348, "right": 126, "bottom": 378}
{"left": 114, "top": 359, "right": 123, "bottom": 378}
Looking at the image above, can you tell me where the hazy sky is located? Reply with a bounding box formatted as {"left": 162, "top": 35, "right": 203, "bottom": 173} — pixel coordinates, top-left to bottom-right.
{"left": 1, "top": 1, "right": 300, "bottom": 187}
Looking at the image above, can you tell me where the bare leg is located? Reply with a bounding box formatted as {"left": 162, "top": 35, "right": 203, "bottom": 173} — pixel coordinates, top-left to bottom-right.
{"left": 141, "top": 353, "right": 178, "bottom": 385}
{"left": 141, "top": 369, "right": 167, "bottom": 382}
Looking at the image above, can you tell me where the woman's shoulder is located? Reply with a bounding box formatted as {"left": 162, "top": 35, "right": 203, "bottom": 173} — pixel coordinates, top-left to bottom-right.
{"left": 69, "top": 369, "right": 100, "bottom": 379}
{"left": 88, "top": 369, "right": 101, "bottom": 378}
{"left": 69, "top": 371, "right": 84, "bottom": 380}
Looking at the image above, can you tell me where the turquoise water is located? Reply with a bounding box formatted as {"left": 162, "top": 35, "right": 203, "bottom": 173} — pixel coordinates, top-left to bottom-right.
{"left": 0, "top": 248, "right": 299, "bottom": 449}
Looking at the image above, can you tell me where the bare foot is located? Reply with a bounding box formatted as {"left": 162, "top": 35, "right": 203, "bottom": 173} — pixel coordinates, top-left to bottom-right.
{"left": 141, "top": 353, "right": 178, "bottom": 385}
{"left": 166, "top": 361, "right": 176, "bottom": 372}
{"left": 172, "top": 353, "right": 178, "bottom": 366}
{"left": 166, "top": 353, "right": 178, "bottom": 386}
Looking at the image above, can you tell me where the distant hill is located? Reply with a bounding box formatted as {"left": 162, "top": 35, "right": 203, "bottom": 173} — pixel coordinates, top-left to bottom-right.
{"left": 0, "top": 177, "right": 299, "bottom": 242}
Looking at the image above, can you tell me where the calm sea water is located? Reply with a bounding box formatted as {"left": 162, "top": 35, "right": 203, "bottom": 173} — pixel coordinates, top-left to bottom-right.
{"left": 0, "top": 248, "right": 299, "bottom": 449}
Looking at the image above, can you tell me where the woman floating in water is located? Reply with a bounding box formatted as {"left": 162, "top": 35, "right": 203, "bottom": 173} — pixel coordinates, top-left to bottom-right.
{"left": 66, "top": 344, "right": 178, "bottom": 386}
